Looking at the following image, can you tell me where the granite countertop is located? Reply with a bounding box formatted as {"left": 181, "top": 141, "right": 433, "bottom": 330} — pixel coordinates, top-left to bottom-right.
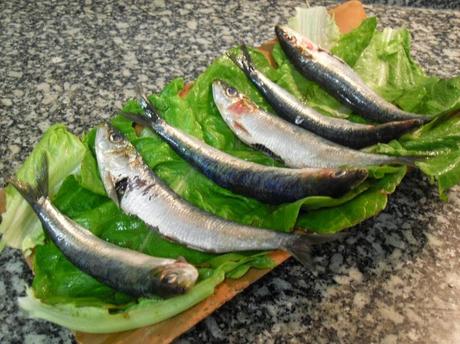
{"left": 1, "top": 1, "right": 459, "bottom": 343}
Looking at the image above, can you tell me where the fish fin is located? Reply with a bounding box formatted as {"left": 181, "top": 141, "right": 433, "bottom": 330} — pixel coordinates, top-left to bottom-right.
{"left": 119, "top": 110, "right": 154, "bottom": 128}
{"left": 318, "top": 46, "right": 348, "bottom": 65}
{"left": 392, "top": 156, "right": 427, "bottom": 168}
{"left": 286, "top": 237, "right": 314, "bottom": 269}
{"left": 133, "top": 85, "right": 162, "bottom": 124}
{"left": 176, "top": 256, "right": 187, "bottom": 263}
{"left": 9, "top": 153, "right": 49, "bottom": 204}
{"left": 239, "top": 44, "right": 256, "bottom": 73}
{"left": 227, "top": 44, "right": 255, "bottom": 75}
{"left": 317, "top": 46, "right": 331, "bottom": 54}
{"left": 285, "top": 232, "right": 348, "bottom": 268}
{"left": 135, "top": 84, "right": 146, "bottom": 100}
{"left": 251, "top": 143, "right": 284, "bottom": 162}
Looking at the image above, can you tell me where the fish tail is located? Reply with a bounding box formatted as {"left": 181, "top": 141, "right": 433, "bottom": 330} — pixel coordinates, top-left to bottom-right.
{"left": 9, "top": 153, "right": 49, "bottom": 204}
{"left": 119, "top": 87, "right": 162, "bottom": 126}
{"left": 140, "top": 97, "right": 161, "bottom": 124}
{"left": 285, "top": 232, "right": 348, "bottom": 268}
{"left": 240, "top": 44, "right": 255, "bottom": 72}
{"left": 227, "top": 44, "right": 255, "bottom": 74}
{"left": 119, "top": 109, "right": 154, "bottom": 128}
{"left": 136, "top": 85, "right": 161, "bottom": 124}
{"left": 392, "top": 156, "right": 426, "bottom": 168}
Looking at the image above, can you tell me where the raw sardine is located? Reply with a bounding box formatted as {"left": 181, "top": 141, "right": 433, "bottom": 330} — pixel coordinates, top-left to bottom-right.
{"left": 9, "top": 155, "right": 198, "bottom": 297}
{"left": 119, "top": 96, "right": 367, "bottom": 204}
{"left": 229, "top": 45, "right": 424, "bottom": 148}
{"left": 212, "top": 80, "right": 415, "bottom": 168}
{"left": 95, "top": 124, "right": 343, "bottom": 266}
{"left": 275, "top": 25, "right": 431, "bottom": 124}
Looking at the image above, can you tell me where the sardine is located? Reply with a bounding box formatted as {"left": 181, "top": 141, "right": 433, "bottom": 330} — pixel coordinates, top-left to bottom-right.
{"left": 119, "top": 96, "right": 367, "bottom": 204}
{"left": 229, "top": 45, "right": 424, "bottom": 148}
{"left": 275, "top": 25, "right": 431, "bottom": 124}
{"left": 9, "top": 155, "right": 198, "bottom": 297}
{"left": 95, "top": 123, "right": 343, "bottom": 266}
{"left": 212, "top": 80, "right": 416, "bottom": 168}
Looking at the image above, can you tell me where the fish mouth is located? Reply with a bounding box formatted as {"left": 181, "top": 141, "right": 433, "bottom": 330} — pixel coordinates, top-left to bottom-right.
{"left": 95, "top": 123, "right": 135, "bottom": 206}
{"left": 212, "top": 80, "right": 238, "bottom": 119}
{"left": 212, "top": 80, "right": 257, "bottom": 138}
{"left": 334, "top": 168, "right": 368, "bottom": 189}
{"left": 275, "top": 25, "right": 316, "bottom": 52}
{"left": 156, "top": 262, "right": 199, "bottom": 292}
{"left": 275, "top": 25, "right": 298, "bottom": 45}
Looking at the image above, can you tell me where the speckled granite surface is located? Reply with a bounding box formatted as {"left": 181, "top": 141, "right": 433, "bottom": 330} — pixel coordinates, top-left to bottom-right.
{"left": 1, "top": 1, "right": 459, "bottom": 343}
{"left": 365, "top": 0, "right": 460, "bottom": 9}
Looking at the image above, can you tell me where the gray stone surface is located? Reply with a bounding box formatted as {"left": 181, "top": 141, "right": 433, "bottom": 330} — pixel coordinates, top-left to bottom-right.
{"left": 366, "top": 0, "right": 460, "bottom": 9}
{"left": 1, "top": 1, "right": 459, "bottom": 343}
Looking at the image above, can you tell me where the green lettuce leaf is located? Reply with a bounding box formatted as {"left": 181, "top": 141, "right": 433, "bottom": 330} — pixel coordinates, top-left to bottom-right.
{"left": 9, "top": 13, "right": 460, "bottom": 334}
{"left": 33, "top": 174, "right": 275, "bottom": 306}
{"left": 20, "top": 268, "right": 226, "bottom": 333}
{"left": 274, "top": 18, "right": 460, "bottom": 199}
{"left": 297, "top": 166, "right": 407, "bottom": 232}
{"left": 0, "top": 125, "right": 87, "bottom": 252}
{"left": 31, "top": 34, "right": 407, "bottom": 310}
{"left": 331, "top": 17, "right": 377, "bottom": 67}
{"left": 351, "top": 27, "right": 460, "bottom": 198}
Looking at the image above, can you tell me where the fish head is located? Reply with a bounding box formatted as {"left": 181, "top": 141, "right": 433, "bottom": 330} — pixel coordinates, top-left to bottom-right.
{"left": 154, "top": 261, "right": 199, "bottom": 294}
{"left": 275, "top": 25, "right": 318, "bottom": 55}
{"left": 212, "top": 80, "right": 258, "bottom": 142}
{"left": 95, "top": 123, "right": 141, "bottom": 206}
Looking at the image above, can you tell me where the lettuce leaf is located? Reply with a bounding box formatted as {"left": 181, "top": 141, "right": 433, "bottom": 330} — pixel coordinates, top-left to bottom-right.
{"left": 297, "top": 166, "right": 407, "bottom": 232}
{"left": 273, "top": 18, "right": 460, "bottom": 199}
{"left": 331, "top": 17, "right": 377, "bottom": 67}
{"left": 350, "top": 27, "right": 460, "bottom": 198}
{"left": 30, "top": 41, "right": 404, "bottom": 310}
{"left": 8, "top": 13, "right": 460, "bottom": 334}
{"left": 287, "top": 6, "right": 340, "bottom": 49}
{"left": 33, "top": 174, "right": 276, "bottom": 306}
{"left": 0, "top": 125, "right": 87, "bottom": 252}
{"left": 20, "top": 268, "right": 226, "bottom": 333}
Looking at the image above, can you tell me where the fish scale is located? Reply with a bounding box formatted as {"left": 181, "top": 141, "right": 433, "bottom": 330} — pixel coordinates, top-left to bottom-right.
{"left": 119, "top": 165, "right": 289, "bottom": 253}
{"left": 119, "top": 97, "right": 368, "bottom": 204}
{"left": 95, "top": 123, "right": 345, "bottom": 266}
{"left": 275, "top": 25, "right": 431, "bottom": 124}
{"left": 212, "top": 80, "right": 416, "bottom": 168}
{"left": 228, "top": 45, "right": 425, "bottom": 148}
{"left": 9, "top": 156, "right": 199, "bottom": 298}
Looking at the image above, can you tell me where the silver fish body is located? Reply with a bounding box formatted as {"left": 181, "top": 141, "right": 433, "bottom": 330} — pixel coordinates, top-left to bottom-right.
{"left": 119, "top": 97, "right": 367, "bottom": 204}
{"left": 275, "top": 25, "right": 431, "bottom": 124}
{"left": 229, "top": 46, "right": 424, "bottom": 148}
{"left": 95, "top": 124, "right": 341, "bottom": 265}
{"left": 10, "top": 156, "right": 198, "bottom": 298}
{"left": 212, "top": 80, "right": 414, "bottom": 168}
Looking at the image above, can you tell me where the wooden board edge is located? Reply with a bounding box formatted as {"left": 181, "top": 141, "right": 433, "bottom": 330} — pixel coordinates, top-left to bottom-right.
{"left": 75, "top": 251, "right": 290, "bottom": 344}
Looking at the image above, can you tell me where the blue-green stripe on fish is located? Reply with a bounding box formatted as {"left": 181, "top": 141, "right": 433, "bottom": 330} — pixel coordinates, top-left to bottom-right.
{"left": 275, "top": 25, "right": 431, "bottom": 124}
{"left": 228, "top": 45, "right": 424, "bottom": 149}
{"left": 9, "top": 155, "right": 199, "bottom": 298}
{"left": 118, "top": 95, "right": 367, "bottom": 204}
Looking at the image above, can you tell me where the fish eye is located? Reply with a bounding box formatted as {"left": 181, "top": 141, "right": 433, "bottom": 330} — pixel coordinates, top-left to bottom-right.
{"left": 334, "top": 170, "right": 347, "bottom": 177}
{"left": 163, "top": 273, "right": 178, "bottom": 284}
{"left": 225, "top": 86, "right": 238, "bottom": 98}
{"left": 109, "top": 131, "right": 123, "bottom": 143}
